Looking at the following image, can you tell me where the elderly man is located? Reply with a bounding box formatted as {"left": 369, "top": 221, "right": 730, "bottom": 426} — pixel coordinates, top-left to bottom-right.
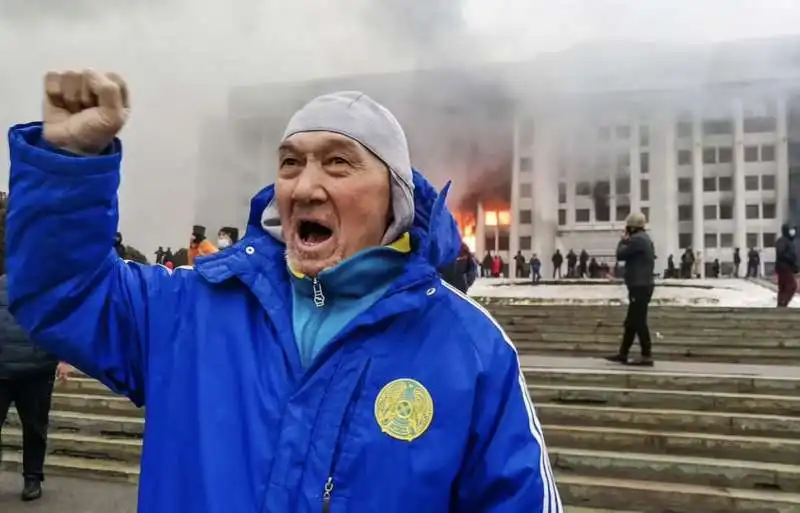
{"left": 5, "top": 70, "right": 561, "bottom": 513}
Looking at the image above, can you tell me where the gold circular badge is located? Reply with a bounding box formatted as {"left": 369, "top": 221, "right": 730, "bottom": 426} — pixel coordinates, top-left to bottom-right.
{"left": 374, "top": 379, "right": 434, "bottom": 442}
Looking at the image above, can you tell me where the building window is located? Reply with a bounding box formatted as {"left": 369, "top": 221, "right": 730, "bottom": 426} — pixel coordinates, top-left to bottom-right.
{"left": 576, "top": 182, "right": 592, "bottom": 196}
{"left": 598, "top": 126, "right": 611, "bottom": 141}
{"left": 746, "top": 204, "right": 760, "bottom": 219}
{"left": 617, "top": 153, "right": 630, "bottom": 172}
{"left": 676, "top": 122, "right": 692, "bottom": 138}
{"left": 484, "top": 236, "right": 494, "bottom": 251}
{"left": 761, "top": 174, "right": 776, "bottom": 191}
{"left": 642, "top": 207, "right": 649, "bottom": 221}
{"left": 596, "top": 205, "right": 610, "bottom": 222}
{"left": 558, "top": 209, "right": 567, "bottom": 226}
{"left": 616, "top": 177, "right": 630, "bottom": 195}
{"left": 720, "top": 233, "right": 734, "bottom": 248}
{"left": 595, "top": 180, "right": 610, "bottom": 198}
{"left": 678, "top": 205, "right": 693, "bottom": 221}
{"left": 640, "top": 152, "right": 649, "bottom": 174}
{"left": 615, "top": 125, "right": 630, "bottom": 139}
{"left": 703, "top": 177, "right": 716, "bottom": 192}
{"left": 519, "top": 157, "right": 533, "bottom": 172}
{"left": 678, "top": 177, "right": 693, "bottom": 193}
{"left": 558, "top": 183, "right": 566, "bottom": 204}
{"left": 763, "top": 202, "right": 776, "bottom": 219}
{"left": 703, "top": 120, "right": 733, "bottom": 135}
{"left": 640, "top": 125, "right": 650, "bottom": 146}
{"left": 718, "top": 176, "right": 733, "bottom": 191}
{"left": 616, "top": 204, "right": 630, "bottom": 221}
{"left": 575, "top": 209, "right": 590, "bottom": 222}
{"left": 745, "top": 146, "right": 759, "bottom": 162}
{"left": 763, "top": 233, "right": 776, "bottom": 247}
{"left": 718, "top": 147, "right": 733, "bottom": 163}
{"left": 520, "top": 183, "right": 533, "bottom": 197}
{"left": 761, "top": 144, "right": 776, "bottom": 162}
{"left": 641, "top": 179, "right": 649, "bottom": 201}
{"left": 747, "top": 233, "right": 760, "bottom": 248}
{"left": 704, "top": 232, "right": 718, "bottom": 248}
{"left": 678, "top": 149, "right": 692, "bottom": 166}
{"left": 744, "top": 117, "right": 776, "bottom": 133}
{"left": 703, "top": 147, "right": 717, "bottom": 164}
{"left": 520, "top": 209, "right": 532, "bottom": 224}
{"left": 679, "top": 232, "right": 692, "bottom": 248}
{"left": 745, "top": 175, "right": 760, "bottom": 191}
{"left": 704, "top": 204, "right": 718, "bottom": 220}
{"left": 520, "top": 236, "right": 532, "bottom": 251}
{"left": 499, "top": 235, "right": 509, "bottom": 251}
{"left": 719, "top": 202, "right": 733, "bottom": 219}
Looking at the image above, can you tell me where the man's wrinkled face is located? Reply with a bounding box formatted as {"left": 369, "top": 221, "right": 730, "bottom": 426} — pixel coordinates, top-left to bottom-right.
{"left": 277, "top": 131, "right": 391, "bottom": 276}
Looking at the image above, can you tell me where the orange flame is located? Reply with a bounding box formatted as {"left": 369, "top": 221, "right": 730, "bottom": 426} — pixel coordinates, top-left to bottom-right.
{"left": 455, "top": 211, "right": 477, "bottom": 253}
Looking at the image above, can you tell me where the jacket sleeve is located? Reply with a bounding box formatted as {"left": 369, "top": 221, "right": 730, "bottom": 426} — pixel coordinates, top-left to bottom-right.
{"left": 5, "top": 122, "right": 168, "bottom": 406}
{"left": 455, "top": 333, "right": 562, "bottom": 513}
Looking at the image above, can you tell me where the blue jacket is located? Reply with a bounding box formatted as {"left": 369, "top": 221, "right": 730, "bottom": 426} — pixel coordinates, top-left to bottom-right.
{"left": 6, "top": 122, "right": 561, "bottom": 513}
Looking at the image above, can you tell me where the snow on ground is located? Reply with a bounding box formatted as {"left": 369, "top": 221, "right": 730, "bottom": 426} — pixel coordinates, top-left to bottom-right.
{"left": 469, "top": 278, "right": 798, "bottom": 308}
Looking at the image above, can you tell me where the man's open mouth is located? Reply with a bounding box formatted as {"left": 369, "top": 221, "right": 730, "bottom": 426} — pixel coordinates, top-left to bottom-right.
{"left": 298, "top": 220, "right": 333, "bottom": 246}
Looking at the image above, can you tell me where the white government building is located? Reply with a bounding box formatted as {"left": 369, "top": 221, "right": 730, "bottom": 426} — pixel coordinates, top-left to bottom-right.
{"left": 197, "top": 36, "right": 800, "bottom": 278}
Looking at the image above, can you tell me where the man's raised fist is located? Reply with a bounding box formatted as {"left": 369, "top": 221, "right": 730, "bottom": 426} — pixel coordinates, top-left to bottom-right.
{"left": 42, "top": 70, "right": 130, "bottom": 155}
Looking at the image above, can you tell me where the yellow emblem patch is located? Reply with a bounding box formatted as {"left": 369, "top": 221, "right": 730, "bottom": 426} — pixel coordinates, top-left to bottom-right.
{"left": 374, "top": 378, "right": 434, "bottom": 442}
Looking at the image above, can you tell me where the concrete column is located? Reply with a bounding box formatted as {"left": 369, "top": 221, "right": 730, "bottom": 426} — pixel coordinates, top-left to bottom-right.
{"left": 691, "top": 112, "right": 705, "bottom": 276}
{"left": 629, "top": 121, "right": 642, "bottom": 214}
{"left": 649, "top": 108, "right": 678, "bottom": 273}
{"left": 733, "top": 98, "right": 748, "bottom": 253}
{"left": 476, "top": 202, "right": 486, "bottom": 258}
{"left": 532, "top": 119, "right": 559, "bottom": 278}
{"left": 509, "top": 117, "right": 521, "bottom": 278}
{"left": 777, "top": 95, "right": 790, "bottom": 223}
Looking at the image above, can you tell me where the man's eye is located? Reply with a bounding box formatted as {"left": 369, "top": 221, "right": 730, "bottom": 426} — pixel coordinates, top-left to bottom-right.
{"left": 329, "top": 157, "right": 349, "bottom": 166}
{"left": 280, "top": 158, "right": 299, "bottom": 167}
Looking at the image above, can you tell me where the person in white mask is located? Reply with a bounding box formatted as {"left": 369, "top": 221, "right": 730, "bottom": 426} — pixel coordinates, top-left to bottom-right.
{"left": 216, "top": 226, "right": 239, "bottom": 249}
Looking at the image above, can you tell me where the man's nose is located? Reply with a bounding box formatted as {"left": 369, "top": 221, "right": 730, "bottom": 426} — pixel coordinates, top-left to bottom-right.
{"left": 292, "top": 163, "right": 327, "bottom": 203}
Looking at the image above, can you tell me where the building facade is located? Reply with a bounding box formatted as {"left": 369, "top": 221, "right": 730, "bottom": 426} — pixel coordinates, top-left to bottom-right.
{"left": 209, "top": 37, "right": 800, "bottom": 278}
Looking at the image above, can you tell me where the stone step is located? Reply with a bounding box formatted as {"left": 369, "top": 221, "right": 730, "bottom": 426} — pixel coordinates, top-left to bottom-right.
{"left": 56, "top": 377, "right": 115, "bottom": 396}
{"left": 521, "top": 367, "right": 800, "bottom": 395}
{"left": 544, "top": 424, "right": 800, "bottom": 465}
{"left": 491, "top": 312, "right": 800, "bottom": 329}
{"left": 530, "top": 384, "right": 800, "bottom": 415}
{"left": 2, "top": 428, "right": 141, "bottom": 464}
{"left": 482, "top": 303, "right": 800, "bottom": 321}
{"left": 0, "top": 450, "right": 139, "bottom": 483}
{"left": 557, "top": 473, "right": 800, "bottom": 513}
{"left": 518, "top": 342, "right": 798, "bottom": 364}
{"left": 51, "top": 393, "right": 143, "bottom": 417}
{"left": 508, "top": 331, "right": 800, "bottom": 348}
{"left": 537, "top": 404, "right": 800, "bottom": 439}
{"left": 6, "top": 409, "right": 144, "bottom": 438}
{"left": 550, "top": 447, "right": 800, "bottom": 492}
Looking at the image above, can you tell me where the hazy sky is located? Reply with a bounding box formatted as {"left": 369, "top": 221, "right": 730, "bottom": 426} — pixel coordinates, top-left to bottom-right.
{"left": 0, "top": 0, "right": 798, "bottom": 253}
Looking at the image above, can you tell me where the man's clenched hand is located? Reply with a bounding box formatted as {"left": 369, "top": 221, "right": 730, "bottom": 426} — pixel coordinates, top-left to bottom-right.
{"left": 42, "top": 69, "right": 130, "bottom": 155}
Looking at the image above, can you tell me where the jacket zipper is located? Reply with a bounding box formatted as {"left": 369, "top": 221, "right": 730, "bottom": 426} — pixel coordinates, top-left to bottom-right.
{"left": 312, "top": 276, "right": 326, "bottom": 308}
{"left": 320, "top": 360, "right": 371, "bottom": 512}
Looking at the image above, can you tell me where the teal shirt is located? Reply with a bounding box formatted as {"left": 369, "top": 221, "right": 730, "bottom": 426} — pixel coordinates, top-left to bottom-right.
{"left": 289, "top": 242, "right": 410, "bottom": 368}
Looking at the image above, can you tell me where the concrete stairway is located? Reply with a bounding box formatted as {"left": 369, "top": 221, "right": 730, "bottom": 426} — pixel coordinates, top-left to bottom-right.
{"left": 526, "top": 359, "right": 800, "bottom": 512}
{"left": 480, "top": 302, "right": 800, "bottom": 364}
{"left": 3, "top": 358, "right": 800, "bottom": 512}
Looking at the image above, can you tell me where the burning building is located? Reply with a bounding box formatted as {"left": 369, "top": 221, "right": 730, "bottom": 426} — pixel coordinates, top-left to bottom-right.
{"left": 198, "top": 36, "right": 800, "bottom": 278}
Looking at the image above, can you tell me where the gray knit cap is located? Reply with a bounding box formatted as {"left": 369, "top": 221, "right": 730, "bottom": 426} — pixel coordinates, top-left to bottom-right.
{"left": 261, "top": 91, "right": 415, "bottom": 245}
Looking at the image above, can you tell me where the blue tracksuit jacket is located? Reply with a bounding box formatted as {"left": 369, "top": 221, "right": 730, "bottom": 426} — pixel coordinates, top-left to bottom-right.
{"left": 5, "top": 122, "right": 561, "bottom": 513}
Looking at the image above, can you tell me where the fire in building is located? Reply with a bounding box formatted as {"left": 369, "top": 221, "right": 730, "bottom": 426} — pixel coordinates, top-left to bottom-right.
{"left": 196, "top": 36, "right": 800, "bottom": 278}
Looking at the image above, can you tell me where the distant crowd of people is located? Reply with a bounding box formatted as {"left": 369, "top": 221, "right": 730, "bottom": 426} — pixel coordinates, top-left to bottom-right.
{"left": 480, "top": 249, "right": 615, "bottom": 283}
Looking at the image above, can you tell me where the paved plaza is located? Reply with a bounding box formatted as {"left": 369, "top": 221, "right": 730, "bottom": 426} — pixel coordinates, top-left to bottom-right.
{"left": 0, "top": 472, "right": 136, "bottom": 513}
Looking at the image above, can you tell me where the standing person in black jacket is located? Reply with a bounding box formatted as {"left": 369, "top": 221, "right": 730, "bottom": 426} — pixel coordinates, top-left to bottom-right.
{"left": 0, "top": 276, "right": 70, "bottom": 501}
{"left": 606, "top": 212, "right": 656, "bottom": 366}
{"left": 774, "top": 223, "right": 799, "bottom": 307}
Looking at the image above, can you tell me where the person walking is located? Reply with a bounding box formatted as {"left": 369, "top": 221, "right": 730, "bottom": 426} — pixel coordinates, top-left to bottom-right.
{"left": 0, "top": 275, "right": 70, "bottom": 501}
{"left": 606, "top": 212, "right": 655, "bottom": 366}
{"left": 733, "top": 247, "right": 741, "bottom": 278}
{"left": 774, "top": 224, "right": 798, "bottom": 307}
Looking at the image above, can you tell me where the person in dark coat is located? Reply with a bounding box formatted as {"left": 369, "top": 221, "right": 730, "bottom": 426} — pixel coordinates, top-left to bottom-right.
{"left": 606, "top": 212, "right": 655, "bottom": 366}
{"left": 439, "top": 242, "right": 477, "bottom": 293}
{"left": 552, "top": 250, "right": 563, "bottom": 279}
{"left": 113, "top": 231, "right": 125, "bottom": 259}
{"left": 578, "top": 250, "right": 589, "bottom": 278}
{"left": 774, "top": 224, "right": 799, "bottom": 307}
{"left": 680, "top": 248, "right": 694, "bottom": 279}
{"left": 589, "top": 257, "right": 600, "bottom": 279}
{"left": 711, "top": 259, "right": 721, "bottom": 278}
{"left": 514, "top": 250, "right": 526, "bottom": 278}
{"left": 666, "top": 254, "right": 676, "bottom": 279}
{"left": 566, "top": 250, "right": 577, "bottom": 278}
{"left": 481, "top": 251, "right": 492, "bottom": 278}
{"left": 733, "top": 248, "right": 741, "bottom": 278}
{"left": 0, "top": 276, "right": 69, "bottom": 501}
{"left": 747, "top": 247, "right": 760, "bottom": 278}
